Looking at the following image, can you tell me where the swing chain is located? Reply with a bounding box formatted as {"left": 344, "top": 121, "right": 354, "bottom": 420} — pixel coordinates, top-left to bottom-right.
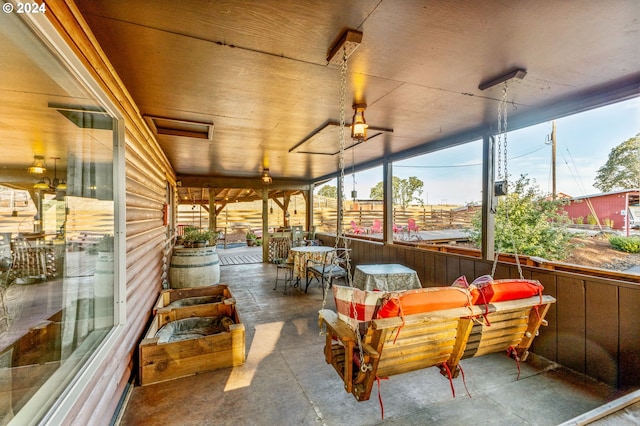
{"left": 497, "top": 83, "right": 509, "bottom": 183}
{"left": 334, "top": 47, "right": 367, "bottom": 371}
{"left": 492, "top": 82, "right": 524, "bottom": 280}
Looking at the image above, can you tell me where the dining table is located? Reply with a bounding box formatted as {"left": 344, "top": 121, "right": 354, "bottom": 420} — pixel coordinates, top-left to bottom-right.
{"left": 289, "top": 245, "right": 334, "bottom": 280}
{"left": 352, "top": 264, "right": 421, "bottom": 291}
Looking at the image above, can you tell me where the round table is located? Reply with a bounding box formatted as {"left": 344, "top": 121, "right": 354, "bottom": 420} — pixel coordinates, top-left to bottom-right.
{"left": 289, "top": 246, "right": 334, "bottom": 279}
{"left": 352, "top": 264, "right": 421, "bottom": 291}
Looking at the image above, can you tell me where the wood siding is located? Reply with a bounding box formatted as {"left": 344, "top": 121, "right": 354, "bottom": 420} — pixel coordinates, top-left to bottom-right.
{"left": 319, "top": 235, "right": 640, "bottom": 389}
{"left": 44, "top": 1, "right": 174, "bottom": 423}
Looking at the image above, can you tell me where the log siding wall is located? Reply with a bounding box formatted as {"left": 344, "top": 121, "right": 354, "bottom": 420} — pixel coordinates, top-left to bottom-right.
{"left": 44, "top": 1, "right": 174, "bottom": 423}
{"left": 319, "top": 235, "right": 640, "bottom": 389}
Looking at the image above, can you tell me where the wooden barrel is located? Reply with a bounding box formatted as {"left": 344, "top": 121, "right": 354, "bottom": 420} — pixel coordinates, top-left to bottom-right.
{"left": 169, "top": 247, "right": 220, "bottom": 288}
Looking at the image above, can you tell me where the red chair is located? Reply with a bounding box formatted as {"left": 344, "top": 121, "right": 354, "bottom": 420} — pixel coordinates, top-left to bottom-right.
{"left": 370, "top": 219, "right": 382, "bottom": 234}
{"left": 408, "top": 218, "right": 419, "bottom": 234}
{"left": 393, "top": 223, "right": 403, "bottom": 233}
{"left": 350, "top": 220, "right": 364, "bottom": 234}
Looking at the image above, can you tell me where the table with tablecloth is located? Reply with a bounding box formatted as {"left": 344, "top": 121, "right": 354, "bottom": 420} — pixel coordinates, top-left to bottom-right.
{"left": 352, "top": 264, "right": 421, "bottom": 291}
{"left": 289, "top": 246, "right": 334, "bottom": 280}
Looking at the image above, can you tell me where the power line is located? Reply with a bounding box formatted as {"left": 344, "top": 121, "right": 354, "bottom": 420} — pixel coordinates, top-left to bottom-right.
{"left": 394, "top": 144, "right": 547, "bottom": 169}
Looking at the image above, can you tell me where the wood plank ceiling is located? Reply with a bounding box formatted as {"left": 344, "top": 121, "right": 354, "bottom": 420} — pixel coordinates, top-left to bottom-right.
{"left": 6, "top": 1, "right": 638, "bottom": 205}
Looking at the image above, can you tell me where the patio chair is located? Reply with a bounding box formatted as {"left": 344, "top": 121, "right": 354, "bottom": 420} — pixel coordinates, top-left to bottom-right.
{"left": 408, "top": 218, "right": 419, "bottom": 235}
{"left": 305, "top": 248, "right": 350, "bottom": 297}
{"left": 370, "top": 219, "right": 382, "bottom": 234}
{"left": 216, "top": 227, "right": 227, "bottom": 249}
{"left": 350, "top": 220, "right": 364, "bottom": 235}
{"left": 273, "top": 238, "right": 294, "bottom": 294}
{"left": 292, "top": 225, "right": 304, "bottom": 245}
{"left": 393, "top": 223, "right": 403, "bottom": 233}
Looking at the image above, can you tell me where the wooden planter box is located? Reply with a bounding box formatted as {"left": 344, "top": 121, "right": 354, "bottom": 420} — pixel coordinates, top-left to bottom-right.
{"left": 139, "top": 292, "right": 245, "bottom": 386}
{"left": 153, "top": 284, "right": 234, "bottom": 315}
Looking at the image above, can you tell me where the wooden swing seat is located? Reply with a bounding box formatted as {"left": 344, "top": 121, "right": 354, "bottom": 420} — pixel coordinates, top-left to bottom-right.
{"left": 318, "top": 294, "right": 556, "bottom": 402}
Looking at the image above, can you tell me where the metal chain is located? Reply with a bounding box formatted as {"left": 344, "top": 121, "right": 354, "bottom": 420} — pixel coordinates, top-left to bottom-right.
{"left": 497, "top": 83, "right": 509, "bottom": 182}
{"left": 502, "top": 83, "right": 509, "bottom": 185}
{"left": 337, "top": 47, "right": 347, "bottom": 250}
{"left": 330, "top": 47, "right": 366, "bottom": 370}
{"left": 494, "top": 82, "right": 523, "bottom": 279}
{"left": 497, "top": 98, "right": 503, "bottom": 180}
{"left": 322, "top": 47, "right": 348, "bottom": 312}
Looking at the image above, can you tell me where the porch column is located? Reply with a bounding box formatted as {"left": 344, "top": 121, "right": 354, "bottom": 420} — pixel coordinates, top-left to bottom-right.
{"left": 383, "top": 161, "right": 393, "bottom": 245}
{"left": 262, "top": 188, "right": 269, "bottom": 262}
{"left": 481, "top": 133, "right": 496, "bottom": 261}
{"left": 208, "top": 188, "right": 216, "bottom": 231}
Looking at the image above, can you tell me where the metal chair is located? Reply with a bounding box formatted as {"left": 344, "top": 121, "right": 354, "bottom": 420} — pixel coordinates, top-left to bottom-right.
{"left": 305, "top": 248, "right": 350, "bottom": 296}
{"left": 273, "top": 238, "right": 294, "bottom": 294}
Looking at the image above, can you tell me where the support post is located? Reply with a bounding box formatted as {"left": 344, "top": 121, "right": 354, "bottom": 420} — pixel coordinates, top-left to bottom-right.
{"left": 482, "top": 134, "right": 496, "bottom": 261}
{"left": 307, "top": 184, "right": 314, "bottom": 232}
{"left": 383, "top": 161, "right": 393, "bottom": 245}
{"left": 262, "top": 188, "right": 269, "bottom": 262}
{"left": 208, "top": 188, "right": 216, "bottom": 231}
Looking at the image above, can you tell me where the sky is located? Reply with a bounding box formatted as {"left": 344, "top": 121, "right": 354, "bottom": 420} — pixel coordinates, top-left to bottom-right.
{"left": 338, "top": 97, "right": 640, "bottom": 206}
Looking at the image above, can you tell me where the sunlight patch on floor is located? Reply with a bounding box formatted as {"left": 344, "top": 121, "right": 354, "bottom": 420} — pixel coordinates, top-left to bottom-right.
{"left": 224, "top": 321, "right": 284, "bottom": 391}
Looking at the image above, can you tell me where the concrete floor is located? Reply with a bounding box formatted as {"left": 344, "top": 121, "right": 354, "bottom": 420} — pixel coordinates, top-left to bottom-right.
{"left": 118, "top": 260, "right": 623, "bottom": 426}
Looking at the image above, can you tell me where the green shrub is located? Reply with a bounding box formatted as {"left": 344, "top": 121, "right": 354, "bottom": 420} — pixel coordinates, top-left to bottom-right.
{"left": 609, "top": 235, "right": 640, "bottom": 253}
{"left": 587, "top": 215, "right": 597, "bottom": 225}
{"left": 467, "top": 175, "right": 573, "bottom": 260}
{"left": 574, "top": 216, "right": 584, "bottom": 225}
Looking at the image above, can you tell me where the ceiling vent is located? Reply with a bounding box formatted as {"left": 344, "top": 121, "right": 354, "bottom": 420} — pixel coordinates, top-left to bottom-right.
{"left": 144, "top": 116, "right": 214, "bottom": 140}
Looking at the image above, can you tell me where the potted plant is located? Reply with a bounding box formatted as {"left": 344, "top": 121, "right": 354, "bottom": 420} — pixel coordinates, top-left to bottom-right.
{"left": 246, "top": 230, "right": 258, "bottom": 246}
{"left": 183, "top": 228, "right": 218, "bottom": 248}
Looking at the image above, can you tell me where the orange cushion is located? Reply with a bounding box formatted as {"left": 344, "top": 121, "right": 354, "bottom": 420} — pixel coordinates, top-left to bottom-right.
{"left": 376, "top": 286, "right": 471, "bottom": 318}
{"left": 470, "top": 279, "right": 543, "bottom": 304}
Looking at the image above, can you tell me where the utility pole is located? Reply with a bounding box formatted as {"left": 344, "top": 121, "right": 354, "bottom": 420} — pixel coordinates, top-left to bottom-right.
{"left": 547, "top": 121, "right": 557, "bottom": 199}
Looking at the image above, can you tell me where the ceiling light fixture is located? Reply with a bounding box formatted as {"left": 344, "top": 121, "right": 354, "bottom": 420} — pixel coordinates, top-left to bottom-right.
{"left": 28, "top": 155, "right": 47, "bottom": 175}
{"left": 261, "top": 169, "right": 272, "bottom": 185}
{"left": 478, "top": 68, "right": 527, "bottom": 91}
{"left": 50, "top": 157, "right": 67, "bottom": 191}
{"left": 33, "top": 177, "right": 51, "bottom": 190}
{"left": 351, "top": 103, "right": 368, "bottom": 142}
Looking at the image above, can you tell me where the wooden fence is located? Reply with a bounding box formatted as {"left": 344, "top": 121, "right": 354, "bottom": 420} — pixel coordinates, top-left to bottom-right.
{"left": 178, "top": 204, "right": 477, "bottom": 235}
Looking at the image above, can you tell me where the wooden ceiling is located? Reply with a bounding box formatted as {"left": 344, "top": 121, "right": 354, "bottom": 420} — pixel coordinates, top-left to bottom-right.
{"left": 73, "top": 0, "right": 640, "bottom": 185}
{"left": 1, "top": 1, "right": 638, "bottom": 205}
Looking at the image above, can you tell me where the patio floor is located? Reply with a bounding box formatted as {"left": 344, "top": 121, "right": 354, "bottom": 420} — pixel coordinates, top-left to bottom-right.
{"left": 116, "top": 261, "right": 628, "bottom": 426}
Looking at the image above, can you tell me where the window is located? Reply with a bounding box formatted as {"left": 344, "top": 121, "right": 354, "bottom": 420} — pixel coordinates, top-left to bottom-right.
{"left": 392, "top": 141, "right": 483, "bottom": 245}
{"left": 488, "top": 98, "right": 640, "bottom": 269}
{"left": 0, "top": 12, "right": 119, "bottom": 423}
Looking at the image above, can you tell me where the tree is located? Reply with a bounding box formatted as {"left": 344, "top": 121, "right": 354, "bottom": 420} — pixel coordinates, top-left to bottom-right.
{"left": 593, "top": 133, "right": 640, "bottom": 192}
{"left": 317, "top": 185, "right": 337, "bottom": 198}
{"left": 467, "top": 175, "right": 574, "bottom": 260}
{"left": 369, "top": 176, "right": 424, "bottom": 208}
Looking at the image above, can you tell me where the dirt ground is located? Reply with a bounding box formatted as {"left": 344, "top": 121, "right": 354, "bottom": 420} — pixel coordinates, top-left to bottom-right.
{"left": 563, "top": 234, "right": 640, "bottom": 271}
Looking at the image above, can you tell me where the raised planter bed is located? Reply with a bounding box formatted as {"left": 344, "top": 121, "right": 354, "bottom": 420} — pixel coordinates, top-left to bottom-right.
{"left": 152, "top": 284, "right": 233, "bottom": 316}
{"left": 139, "top": 286, "right": 244, "bottom": 386}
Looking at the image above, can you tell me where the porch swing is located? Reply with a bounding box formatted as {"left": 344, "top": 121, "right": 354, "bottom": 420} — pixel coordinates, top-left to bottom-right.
{"left": 317, "top": 54, "right": 556, "bottom": 409}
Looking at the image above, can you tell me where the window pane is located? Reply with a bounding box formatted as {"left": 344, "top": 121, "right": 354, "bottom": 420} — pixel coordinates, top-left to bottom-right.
{"left": 491, "top": 98, "right": 639, "bottom": 270}
{"left": 0, "top": 12, "right": 115, "bottom": 423}
{"left": 313, "top": 178, "right": 338, "bottom": 234}
{"left": 392, "top": 141, "right": 483, "bottom": 246}
{"left": 344, "top": 166, "right": 383, "bottom": 238}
